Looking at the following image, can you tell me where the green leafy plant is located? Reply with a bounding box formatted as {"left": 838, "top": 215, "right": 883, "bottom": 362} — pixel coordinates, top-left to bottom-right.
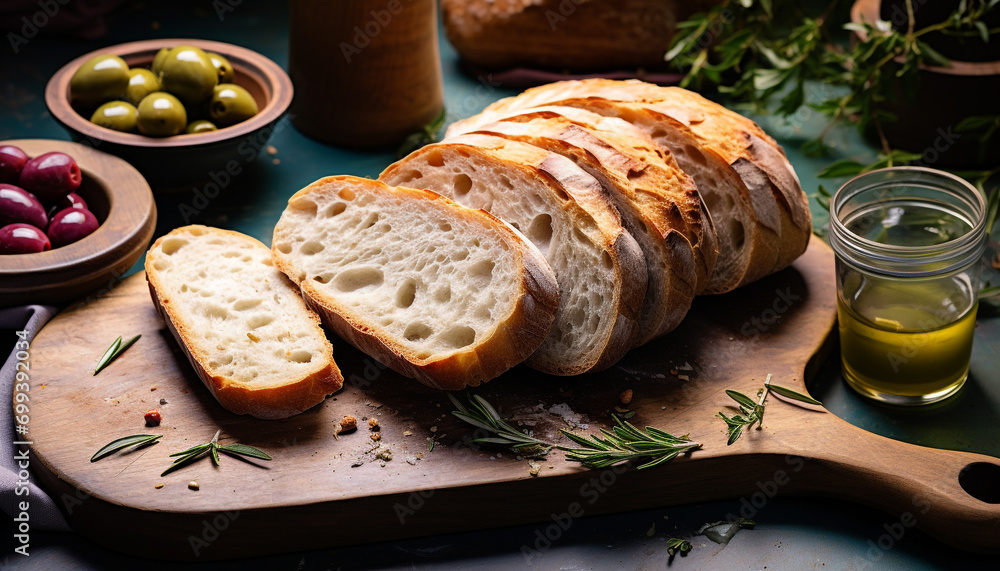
{"left": 161, "top": 429, "right": 271, "bottom": 476}
{"left": 447, "top": 392, "right": 553, "bottom": 458}
{"left": 559, "top": 416, "right": 701, "bottom": 470}
{"left": 666, "top": 537, "right": 693, "bottom": 556}
{"left": 719, "top": 374, "right": 823, "bottom": 445}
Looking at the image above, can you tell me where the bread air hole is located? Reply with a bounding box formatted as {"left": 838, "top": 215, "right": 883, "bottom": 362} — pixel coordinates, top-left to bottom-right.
{"left": 426, "top": 149, "right": 445, "bottom": 167}
{"left": 327, "top": 202, "right": 347, "bottom": 217}
{"left": 152, "top": 259, "right": 170, "bottom": 271}
{"left": 395, "top": 279, "right": 417, "bottom": 308}
{"left": 291, "top": 199, "right": 318, "bottom": 216}
{"left": 729, "top": 219, "right": 746, "bottom": 249}
{"left": 602, "top": 251, "right": 614, "bottom": 269}
{"left": 301, "top": 241, "right": 325, "bottom": 255}
{"left": 439, "top": 221, "right": 452, "bottom": 232}
{"left": 499, "top": 176, "right": 514, "bottom": 190}
{"left": 276, "top": 242, "right": 292, "bottom": 254}
{"left": 404, "top": 322, "right": 433, "bottom": 342}
{"left": 433, "top": 284, "right": 451, "bottom": 303}
{"left": 204, "top": 305, "right": 229, "bottom": 319}
{"left": 527, "top": 213, "right": 553, "bottom": 249}
{"left": 395, "top": 170, "right": 423, "bottom": 184}
{"left": 248, "top": 314, "right": 274, "bottom": 329}
{"left": 233, "top": 298, "right": 262, "bottom": 311}
{"left": 469, "top": 259, "right": 495, "bottom": 281}
{"left": 453, "top": 173, "right": 473, "bottom": 195}
{"left": 360, "top": 212, "right": 379, "bottom": 230}
{"left": 440, "top": 325, "right": 476, "bottom": 349}
{"left": 334, "top": 267, "right": 384, "bottom": 292}
{"left": 684, "top": 145, "right": 708, "bottom": 165}
{"left": 160, "top": 238, "right": 188, "bottom": 255}
{"left": 338, "top": 188, "right": 356, "bottom": 201}
{"left": 288, "top": 350, "right": 312, "bottom": 363}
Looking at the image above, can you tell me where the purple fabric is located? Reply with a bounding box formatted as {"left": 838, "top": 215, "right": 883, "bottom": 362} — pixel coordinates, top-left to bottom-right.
{"left": 1, "top": 304, "right": 70, "bottom": 531}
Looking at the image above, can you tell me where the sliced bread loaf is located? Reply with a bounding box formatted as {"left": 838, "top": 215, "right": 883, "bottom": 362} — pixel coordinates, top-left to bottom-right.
{"left": 448, "top": 79, "right": 811, "bottom": 293}
{"left": 380, "top": 134, "right": 647, "bottom": 376}
{"left": 145, "top": 225, "right": 343, "bottom": 419}
{"left": 449, "top": 105, "right": 715, "bottom": 343}
{"left": 271, "top": 176, "right": 559, "bottom": 390}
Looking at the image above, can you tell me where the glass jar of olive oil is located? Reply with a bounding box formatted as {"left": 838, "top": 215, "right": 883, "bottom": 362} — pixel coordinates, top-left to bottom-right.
{"left": 829, "top": 168, "right": 988, "bottom": 405}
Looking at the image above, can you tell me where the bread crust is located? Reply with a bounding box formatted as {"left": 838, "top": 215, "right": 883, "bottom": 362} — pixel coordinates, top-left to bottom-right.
{"left": 381, "top": 136, "right": 647, "bottom": 375}
{"left": 145, "top": 226, "right": 344, "bottom": 420}
{"left": 272, "top": 176, "right": 560, "bottom": 390}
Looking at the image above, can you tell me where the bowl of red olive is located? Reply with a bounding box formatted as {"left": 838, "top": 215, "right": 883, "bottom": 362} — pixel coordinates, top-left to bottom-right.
{"left": 45, "top": 39, "right": 292, "bottom": 189}
{"left": 0, "top": 140, "right": 156, "bottom": 308}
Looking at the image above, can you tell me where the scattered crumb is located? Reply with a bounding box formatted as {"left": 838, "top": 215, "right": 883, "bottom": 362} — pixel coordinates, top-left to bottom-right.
{"left": 405, "top": 456, "right": 418, "bottom": 465}
{"left": 40, "top": 384, "right": 45, "bottom": 389}
{"left": 669, "top": 369, "right": 678, "bottom": 375}
{"left": 429, "top": 426, "right": 438, "bottom": 433}
{"left": 661, "top": 406, "right": 666, "bottom": 410}
{"left": 368, "top": 418, "right": 380, "bottom": 430}
{"left": 188, "top": 481, "right": 199, "bottom": 491}
{"left": 150, "top": 386, "right": 158, "bottom": 391}
{"left": 159, "top": 398, "right": 168, "bottom": 405}
{"left": 613, "top": 406, "right": 630, "bottom": 413}
{"left": 340, "top": 415, "right": 357, "bottom": 433}
{"left": 528, "top": 461, "right": 541, "bottom": 477}
{"left": 370, "top": 433, "right": 381, "bottom": 442}
{"left": 154, "top": 483, "right": 164, "bottom": 489}
{"left": 376, "top": 449, "right": 392, "bottom": 462}
{"left": 402, "top": 430, "right": 413, "bottom": 437}
{"left": 549, "top": 403, "right": 589, "bottom": 429}
{"left": 646, "top": 523, "right": 656, "bottom": 537}
{"left": 677, "top": 374, "right": 690, "bottom": 381}
{"left": 266, "top": 145, "right": 278, "bottom": 155}
{"left": 619, "top": 389, "right": 633, "bottom": 405}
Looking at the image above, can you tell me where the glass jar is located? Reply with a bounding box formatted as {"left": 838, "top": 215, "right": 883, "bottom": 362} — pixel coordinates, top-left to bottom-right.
{"left": 829, "top": 167, "right": 988, "bottom": 405}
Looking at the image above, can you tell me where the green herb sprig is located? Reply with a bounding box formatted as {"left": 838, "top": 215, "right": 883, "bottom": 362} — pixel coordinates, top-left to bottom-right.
{"left": 559, "top": 416, "right": 701, "bottom": 470}
{"left": 666, "top": 537, "right": 692, "bottom": 556}
{"left": 90, "top": 434, "right": 162, "bottom": 462}
{"left": 447, "top": 393, "right": 553, "bottom": 458}
{"left": 161, "top": 430, "right": 271, "bottom": 476}
{"left": 719, "top": 373, "right": 823, "bottom": 445}
{"left": 94, "top": 334, "right": 141, "bottom": 375}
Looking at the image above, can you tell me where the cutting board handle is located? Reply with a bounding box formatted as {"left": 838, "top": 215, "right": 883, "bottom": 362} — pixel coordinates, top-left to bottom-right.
{"left": 785, "top": 411, "right": 1000, "bottom": 553}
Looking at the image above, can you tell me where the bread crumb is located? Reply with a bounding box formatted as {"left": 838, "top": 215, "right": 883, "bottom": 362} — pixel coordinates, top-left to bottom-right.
{"left": 678, "top": 374, "right": 690, "bottom": 381}
{"left": 368, "top": 418, "right": 380, "bottom": 431}
{"left": 528, "top": 461, "right": 541, "bottom": 477}
{"left": 154, "top": 483, "right": 164, "bottom": 489}
{"left": 669, "top": 369, "right": 678, "bottom": 375}
{"left": 340, "top": 415, "right": 357, "bottom": 432}
{"left": 160, "top": 398, "right": 168, "bottom": 405}
{"left": 429, "top": 426, "right": 438, "bottom": 433}
{"left": 150, "top": 386, "right": 158, "bottom": 391}
{"left": 619, "top": 389, "right": 633, "bottom": 405}
{"left": 370, "top": 433, "right": 381, "bottom": 442}
{"left": 402, "top": 430, "right": 412, "bottom": 437}
{"left": 266, "top": 145, "right": 278, "bottom": 155}
{"left": 188, "top": 481, "right": 199, "bottom": 491}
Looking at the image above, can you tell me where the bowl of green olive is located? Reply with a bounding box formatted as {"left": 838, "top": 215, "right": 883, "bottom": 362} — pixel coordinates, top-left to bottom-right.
{"left": 45, "top": 39, "right": 292, "bottom": 189}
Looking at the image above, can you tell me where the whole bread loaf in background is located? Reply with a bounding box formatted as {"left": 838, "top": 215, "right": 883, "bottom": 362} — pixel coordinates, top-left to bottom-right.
{"left": 146, "top": 225, "right": 344, "bottom": 419}
{"left": 272, "top": 176, "right": 560, "bottom": 390}
{"left": 441, "top": 0, "right": 720, "bottom": 72}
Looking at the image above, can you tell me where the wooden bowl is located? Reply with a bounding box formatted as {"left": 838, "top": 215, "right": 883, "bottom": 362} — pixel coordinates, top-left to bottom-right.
{"left": 45, "top": 39, "right": 293, "bottom": 188}
{"left": 0, "top": 139, "right": 156, "bottom": 308}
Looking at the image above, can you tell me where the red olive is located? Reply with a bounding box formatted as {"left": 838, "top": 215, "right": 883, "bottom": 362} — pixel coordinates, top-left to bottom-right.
{"left": 48, "top": 192, "right": 88, "bottom": 219}
{"left": 0, "top": 223, "right": 51, "bottom": 254}
{"left": 0, "top": 146, "right": 29, "bottom": 184}
{"left": 19, "top": 152, "right": 82, "bottom": 204}
{"left": 47, "top": 207, "right": 99, "bottom": 247}
{"left": 0, "top": 184, "right": 47, "bottom": 229}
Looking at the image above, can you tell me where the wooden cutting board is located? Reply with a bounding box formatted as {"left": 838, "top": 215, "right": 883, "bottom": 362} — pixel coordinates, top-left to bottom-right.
{"left": 24, "top": 239, "right": 1000, "bottom": 560}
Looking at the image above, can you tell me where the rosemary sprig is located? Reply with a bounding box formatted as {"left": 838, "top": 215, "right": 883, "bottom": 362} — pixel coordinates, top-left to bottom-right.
{"left": 447, "top": 393, "right": 553, "bottom": 458}
{"left": 666, "top": 537, "right": 692, "bottom": 556}
{"left": 559, "top": 415, "right": 701, "bottom": 470}
{"left": 94, "top": 334, "right": 141, "bottom": 375}
{"left": 719, "top": 374, "right": 823, "bottom": 445}
{"left": 161, "top": 430, "right": 272, "bottom": 476}
{"left": 91, "top": 434, "right": 162, "bottom": 462}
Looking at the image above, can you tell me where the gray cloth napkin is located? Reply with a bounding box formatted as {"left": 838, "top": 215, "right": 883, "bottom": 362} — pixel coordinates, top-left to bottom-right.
{"left": 0, "top": 305, "right": 71, "bottom": 531}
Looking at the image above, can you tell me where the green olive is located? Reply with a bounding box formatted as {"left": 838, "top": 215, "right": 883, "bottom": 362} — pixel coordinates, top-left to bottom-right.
{"left": 158, "top": 46, "right": 218, "bottom": 106}
{"left": 209, "top": 83, "right": 259, "bottom": 127}
{"left": 90, "top": 101, "right": 138, "bottom": 132}
{"left": 151, "top": 47, "right": 171, "bottom": 76}
{"left": 185, "top": 120, "right": 218, "bottom": 134}
{"left": 124, "top": 68, "right": 161, "bottom": 106}
{"left": 69, "top": 54, "right": 130, "bottom": 109}
{"left": 206, "top": 52, "right": 235, "bottom": 84}
{"left": 136, "top": 92, "right": 187, "bottom": 137}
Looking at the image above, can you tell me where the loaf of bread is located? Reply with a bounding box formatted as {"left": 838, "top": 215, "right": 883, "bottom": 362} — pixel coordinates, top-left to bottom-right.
{"left": 271, "top": 176, "right": 559, "bottom": 390}
{"left": 449, "top": 105, "right": 718, "bottom": 343}
{"left": 381, "top": 134, "right": 647, "bottom": 376}
{"left": 448, "top": 79, "right": 812, "bottom": 294}
{"left": 145, "top": 225, "right": 343, "bottom": 419}
{"left": 441, "top": 0, "right": 718, "bottom": 72}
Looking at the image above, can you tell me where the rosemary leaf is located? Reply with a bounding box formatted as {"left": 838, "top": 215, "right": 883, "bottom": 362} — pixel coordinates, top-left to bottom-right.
{"left": 161, "top": 447, "right": 212, "bottom": 476}
{"left": 449, "top": 392, "right": 554, "bottom": 458}
{"left": 218, "top": 444, "right": 272, "bottom": 461}
{"left": 767, "top": 383, "right": 822, "bottom": 405}
{"left": 94, "top": 334, "right": 141, "bottom": 375}
{"left": 170, "top": 443, "right": 211, "bottom": 457}
{"left": 211, "top": 445, "right": 221, "bottom": 466}
{"left": 91, "top": 434, "right": 162, "bottom": 462}
{"left": 726, "top": 389, "right": 758, "bottom": 410}
{"left": 559, "top": 416, "right": 700, "bottom": 470}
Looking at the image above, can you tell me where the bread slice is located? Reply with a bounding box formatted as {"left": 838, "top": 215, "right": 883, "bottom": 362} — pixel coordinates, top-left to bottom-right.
{"left": 380, "top": 134, "right": 647, "bottom": 375}
{"left": 448, "top": 105, "right": 716, "bottom": 343}
{"left": 448, "top": 79, "right": 812, "bottom": 293}
{"left": 271, "top": 176, "right": 559, "bottom": 390}
{"left": 145, "top": 225, "right": 343, "bottom": 419}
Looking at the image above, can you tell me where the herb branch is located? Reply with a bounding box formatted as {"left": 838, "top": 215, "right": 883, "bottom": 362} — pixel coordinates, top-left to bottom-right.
{"left": 90, "top": 434, "right": 162, "bottom": 462}
{"left": 559, "top": 416, "right": 701, "bottom": 470}
{"left": 719, "top": 373, "right": 823, "bottom": 445}
{"left": 666, "top": 537, "right": 692, "bottom": 556}
{"left": 94, "top": 334, "right": 141, "bottom": 375}
{"left": 161, "top": 429, "right": 271, "bottom": 476}
{"left": 447, "top": 392, "right": 554, "bottom": 458}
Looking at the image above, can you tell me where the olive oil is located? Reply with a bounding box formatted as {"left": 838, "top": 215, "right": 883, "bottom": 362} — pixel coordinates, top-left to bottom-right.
{"left": 837, "top": 277, "right": 977, "bottom": 404}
